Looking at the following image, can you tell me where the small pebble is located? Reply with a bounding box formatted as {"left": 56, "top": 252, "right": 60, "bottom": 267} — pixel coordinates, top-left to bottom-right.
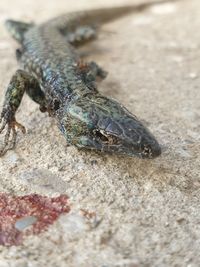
{"left": 189, "top": 72, "right": 198, "bottom": 79}
{"left": 15, "top": 216, "right": 37, "bottom": 231}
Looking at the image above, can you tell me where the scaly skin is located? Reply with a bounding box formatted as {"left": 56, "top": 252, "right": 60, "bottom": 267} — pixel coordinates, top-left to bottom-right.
{"left": 0, "top": 3, "right": 163, "bottom": 158}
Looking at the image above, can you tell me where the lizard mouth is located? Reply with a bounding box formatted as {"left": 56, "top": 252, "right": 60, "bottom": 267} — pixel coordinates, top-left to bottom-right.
{"left": 92, "top": 129, "right": 161, "bottom": 158}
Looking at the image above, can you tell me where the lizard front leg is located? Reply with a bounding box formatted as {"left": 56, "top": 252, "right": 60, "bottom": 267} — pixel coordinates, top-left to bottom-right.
{"left": 0, "top": 69, "right": 46, "bottom": 156}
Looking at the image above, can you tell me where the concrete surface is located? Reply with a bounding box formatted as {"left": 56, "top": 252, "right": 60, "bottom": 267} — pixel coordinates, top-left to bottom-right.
{"left": 0, "top": 0, "right": 199, "bottom": 266}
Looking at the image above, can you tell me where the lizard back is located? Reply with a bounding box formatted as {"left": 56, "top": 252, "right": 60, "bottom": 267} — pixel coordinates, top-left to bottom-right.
{"left": 20, "top": 24, "right": 89, "bottom": 101}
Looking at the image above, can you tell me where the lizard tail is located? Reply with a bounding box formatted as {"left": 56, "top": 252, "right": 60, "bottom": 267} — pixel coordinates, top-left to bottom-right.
{"left": 48, "top": 0, "right": 177, "bottom": 29}
{"left": 5, "top": 20, "right": 34, "bottom": 44}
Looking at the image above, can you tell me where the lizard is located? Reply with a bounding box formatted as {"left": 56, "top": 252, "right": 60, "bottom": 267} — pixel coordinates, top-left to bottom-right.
{"left": 0, "top": 1, "right": 166, "bottom": 159}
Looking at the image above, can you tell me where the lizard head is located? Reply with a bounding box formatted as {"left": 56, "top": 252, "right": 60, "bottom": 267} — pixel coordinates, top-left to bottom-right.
{"left": 60, "top": 95, "right": 161, "bottom": 159}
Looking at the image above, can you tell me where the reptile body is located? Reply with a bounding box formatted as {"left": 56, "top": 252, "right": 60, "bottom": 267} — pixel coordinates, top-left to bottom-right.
{"left": 0, "top": 2, "right": 163, "bottom": 158}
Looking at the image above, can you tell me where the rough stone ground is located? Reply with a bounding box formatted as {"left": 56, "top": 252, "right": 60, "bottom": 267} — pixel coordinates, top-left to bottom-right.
{"left": 0, "top": 0, "right": 199, "bottom": 266}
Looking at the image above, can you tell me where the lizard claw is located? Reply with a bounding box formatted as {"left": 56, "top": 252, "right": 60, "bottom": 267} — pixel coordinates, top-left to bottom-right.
{"left": 0, "top": 106, "right": 26, "bottom": 156}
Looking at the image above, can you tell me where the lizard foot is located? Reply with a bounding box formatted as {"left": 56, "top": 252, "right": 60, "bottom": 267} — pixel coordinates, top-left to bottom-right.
{"left": 0, "top": 106, "right": 26, "bottom": 156}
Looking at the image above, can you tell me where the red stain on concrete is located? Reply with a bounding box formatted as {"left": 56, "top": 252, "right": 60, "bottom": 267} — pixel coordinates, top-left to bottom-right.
{"left": 0, "top": 193, "right": 70, "bottom": 246}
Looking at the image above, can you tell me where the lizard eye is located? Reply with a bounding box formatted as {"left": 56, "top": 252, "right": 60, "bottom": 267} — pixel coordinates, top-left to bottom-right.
{"left": 93, "top": 129, "right": 120, "bottom": 145}
{"left": 93, "top": 129, "right": 109, "bottom": 142}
